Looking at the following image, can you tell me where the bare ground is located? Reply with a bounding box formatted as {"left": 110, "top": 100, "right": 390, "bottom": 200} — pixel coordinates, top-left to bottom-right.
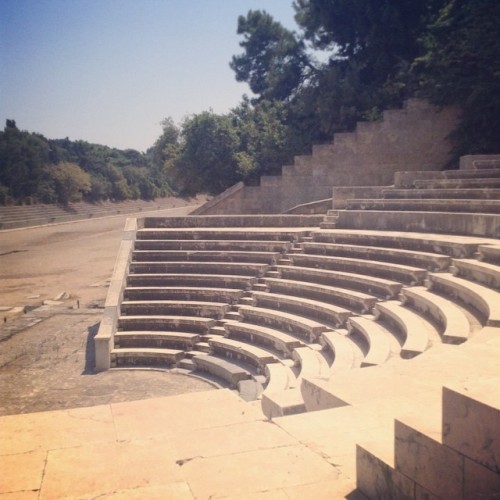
{"left": 0, "top": 204, "right": 216, "bottom": 416}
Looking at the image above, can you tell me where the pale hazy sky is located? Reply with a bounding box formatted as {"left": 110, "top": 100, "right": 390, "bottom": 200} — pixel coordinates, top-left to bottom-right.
{"left": 0, "top": 0, "right": 297, "bottom": 151}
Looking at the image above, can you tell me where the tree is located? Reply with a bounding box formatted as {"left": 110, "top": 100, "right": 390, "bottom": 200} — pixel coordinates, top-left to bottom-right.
{"left": 45, "top": 162, "right": 91, "bottom": 204}
{"left": 413, "top": 0, "right": 500, "bottom": 158}
{"left": 230, "top": 10, "right": 311, "bottom": 101}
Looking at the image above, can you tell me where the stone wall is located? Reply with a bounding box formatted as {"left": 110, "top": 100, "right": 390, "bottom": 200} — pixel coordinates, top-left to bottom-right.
{"left": 196, "top": 99, "right": 460, "bottom": 215}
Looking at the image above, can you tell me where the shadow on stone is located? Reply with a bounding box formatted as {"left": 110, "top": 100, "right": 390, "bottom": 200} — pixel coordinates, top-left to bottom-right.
{"left": 82, "top": 322, "right": 99, "bottom": 375}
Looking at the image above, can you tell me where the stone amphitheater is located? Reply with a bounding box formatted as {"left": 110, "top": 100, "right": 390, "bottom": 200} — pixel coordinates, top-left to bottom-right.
{"left": 2, "top": 100, "right": 499, "bottom": 499}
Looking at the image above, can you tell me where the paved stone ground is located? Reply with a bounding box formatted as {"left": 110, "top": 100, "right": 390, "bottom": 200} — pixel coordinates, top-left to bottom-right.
{"left": 0, "top": 204, "right": 216, "bottom": 417}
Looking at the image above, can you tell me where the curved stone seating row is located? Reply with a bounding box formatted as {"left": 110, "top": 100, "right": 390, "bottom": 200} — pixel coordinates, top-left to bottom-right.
{"left": 131, "top": 249, "right": 281, "bottom": 264}
{"left": 393, "top": 168, "right": 500, "bottom": 188}
{"left": 134, "top": 239, "right": 293, "bottom": 253}
{"left": 238, "top": 305, "right": 329, "bottom": 343}
{"left": 136, "top": 228, "right": 312, "bottom": 242}
{"left": 129, "top": 261, "right": 270, "bottom": 277}
{"left": 249, "top": 290, "right": 353, "bottom": 328}
{"left": 373, "top": 301, "right": 435, "bottom": 356}
{"left": 127, "top": 273, "right": 257, "bottom": 290}
{"left": 301, "top": 241, "right": 452, "bottom": 271}
{"left": 346, "top": 316, "right": 394, "bottom": 366}
{"left": 400, "top": 286, "right": 471, "bottom": 344}
{"left": 383, "top": 188, "right": 500, "bottom": 200}
{"left": 208, "top": 337, "right": 279, "bottom": 375}
{"left": 320, "top": 330, "right": 364, "bottom": 372}
{"left": 293, "top": 346, "right": 330, "bottom": 381}
{"left": 222, "top": 320, "right": 303, "bottom": 357}
{"left": 346, "top": 198, "right": 500, "bottom": 214}
{"left": 110, "top": 347, "right": 184, "bottom": 368}
{"left": 191, "top": 354, "right": 252, "bottom": 389}
{"left": 120, "top": 300, "right": 230, "bottom": 320}
{"left": 274, "top": 264, "right": 402, "bottom": 299}
{"left": 479, "top": 244, "right": 500, "bottom": 263}
{"left": 426, "top": 273, "right": 500, "bottom": 327}
{"left": 263, "top": 362, "right": 298, "bottom": 395}
{"left": 123, "top": 286, "right": 245, "bottom": 304}
{"left": 114, "top": 331, "right": 201, "bottom": 350}
{"left": 451, "top": 259, "right": 500, "bottom": 289}
{"left": 289, "top": 253, "right": 427, "bottom": 285}
{"left": 117, "top": 315, "right": 215, "bottom": 333}
{"left": 259, "top": 277, "right": 377, "bottom": 314}
{"left": 331, "top": 210, "right": 500, "bottom": 238}
{"left": 312, "top": 229, "right": 489, "bottom": 258}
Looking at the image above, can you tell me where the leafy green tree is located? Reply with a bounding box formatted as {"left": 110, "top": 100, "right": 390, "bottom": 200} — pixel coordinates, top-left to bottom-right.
{"left": 230, "top": 10, "right": 311, "bottom": 101}
{"left": 413, "top": 0, "right": 500, "bottom": 157}
{"left": 45, "top": 162, "right": 91, "bottom": 204}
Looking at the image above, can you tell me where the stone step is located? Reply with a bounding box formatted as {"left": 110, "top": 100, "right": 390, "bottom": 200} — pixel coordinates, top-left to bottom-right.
{"left": 383, "top": 187, "right": 500, "bottom": 200}
{"left": 426, "top": 273, "right": 500, "bottom": 326}
{"left": 275, "top": 264, "right": 402, "bottom": 299}
{"left": 120, "top": 300, "right": 230, "bottom": 319}
{"left": 301, "top": 241, "right": 452, "bottom": 272}
{"left": 292, "top": 346, "right": 331, "bottom": 381}
{"left": 261, "top": 387, "right": 306, "bottom": 419}
{"left": 193, "top": 341, "right": 211, "bottom": 353}
{"left": 289, "top": 253, "right": 427, "bottom": 285}
{"left": 114, "top": 331, "right": 201, "bottom": 350}
{"left": 479, "top": 244, "right": 500, "bottom": 264}
{"left": 320, "top": 330, "right": 364, "bottom": 371}
{"left": 260, "top": 277, "right": 378, "bottom": 314}
{"left": 311, "top": 229, "right": 489, "bottom": 258}
{"left": 346, "top": 198, "right": 500, "bottom": 214}
{"left": 178, "top": 358, "right": 196, "bottom": 370}
{"left": 110, "top": 347, "right": 185, "bottom": 368}
{"left": 251, "top": 290, "right": 353, "bottom": 329}
{"left": 123, "top": 286, "right": 244, "bottom": 304}
{"left": 238, "top": 305, "right": 329, "bottom": 343}
{"left": 413, "top": 178, "right": 500, "bottom": 189}
{"left": 374, "top": 301, "right": 436, "bottom": 356}
{"left": 132, "top": 249, "right": 280, "bottom": 264}
{"left": 191, "top": 354, "right": 252, "bottom": 389}
{"left": 451, "top": 258, "right": 500, "bottom": 289}
{"left": 129, "top": 261, "right": 270, "bottom": 277}
{"left": 117, "top": 315, "right": 214, "bottom": 333}
{"left": 400, "top": 286, "right": 471, "bottom": 344}
{"left": 333, "top": 210, "right": 500, "bottom": 238}
{"left": 223, "top": 319, "right": 303, "bottom": 357}
{"left": 134, "top": 239, "right": 293, "bottom": 252}
{"left": 126, "top": 273, "right": 257, "bottom": 290}
{"left": 346, "top": 316, "right": 394, "bottom": 366}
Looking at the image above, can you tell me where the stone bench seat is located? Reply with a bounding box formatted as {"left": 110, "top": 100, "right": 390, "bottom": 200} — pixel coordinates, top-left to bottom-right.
{"left": 292, "top": 346, "right": 330, "bottom": 381}
{"left": 124, "top": 286, "right": 244, "bottom": 304}
{"left": 393, "top": 169, "right": 500, "bottom": 188}
{"left": 400, "top": 287, "right": 470, "bottom": 344}
{"left": 117, "top": 315, "right": 215, "bottom": 333}
{"left": 445, "top": 167, "right": 500, "bottom": 179}
{"left": 222, "top": 320, "right": 303, "bottom": 356}
{"left": 250, "top": 291, "right": 353, "bottom": 328}
{"left": 451, "top": 259, "right": 500, "bottom": 289}
{"left": 136, "top": 228, "right": 312, "bottom": 242}
{"left": 114, "top": 331, "right": 201, "bottom": 350}
{"left": 413, "top": 178, "right": 500, "bottom": 189}
{"left": 332, "top": 210, "right": 500, "bottom": 238}
{"left": 208, "top": 337, "right": 279, "bottom": 374}
{"left": 129, "top": 261, "right": 270, "bottom": 277}
{"left": 120, "top": 300, "right": 230, "bottom": 319}
{"left": 289, "top": 253, "right": 427, "bottom": 285}
{"left": 261, "top": 387, "right": 306, "bottom": 419}
{"left": 192, "top": 354, "right": 251, "bottom": 389}
{"left": 238, "top": 305, "right": 329, "bottom": 343}
{"left": 110, "top": 347, "right": 185, "bottom": 368}
{"left": 134, "top": 239, "right": 293, "bottom": 253}
{"left": 260, "top": 277, "right": 378, "bottom": 314}
{"left": 374, "top": 301, "right": 434, "bottom": 356}
{"left": 346, "top": 316, "right": 394, "bottom": 366}
{"left": 274, "top": 265, "right": 402, "bottom": 299}
{"left": 478, "top": 244, "right": 500, "bottom": 264}
{"left": 426, "top": 273, "right": 500, "bottom": 327}
{"left": 345, "top": 198, "right": 500, "bottom": 214}
{"left": 301, "top": 242, "right": 451, "bottom": 271}
{"left": 320, "top": 330, "right": 362, "bottom": 371}
{"left": 132, "top": 250, "right": 281, "bottom": 264}
{"left": 311, "top": 229, "right": 491, "bottom": 258}
{"left": 263, "top": 362, "right": 298, "bottom": 395}
{"left": 383, "top": 188, "right": 500, "bottom": 200}
{"left": 126, "top": 273, "right": 257, "bottom": 290}
{"left": 142, "top": 215, "right": 324, "bottom": 228}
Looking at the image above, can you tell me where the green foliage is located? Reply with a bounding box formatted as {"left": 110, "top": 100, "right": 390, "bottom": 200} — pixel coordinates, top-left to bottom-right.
{"left": 0, "top": 121, "right": 174, "bottom": 205}
{"left": 413, "top": 0, "right": 500, "bottom": 157}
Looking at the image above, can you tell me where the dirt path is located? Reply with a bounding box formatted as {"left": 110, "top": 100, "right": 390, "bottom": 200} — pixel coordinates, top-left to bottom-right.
{"left": 0, "top": 205, "right": 217, "bottom": 416}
